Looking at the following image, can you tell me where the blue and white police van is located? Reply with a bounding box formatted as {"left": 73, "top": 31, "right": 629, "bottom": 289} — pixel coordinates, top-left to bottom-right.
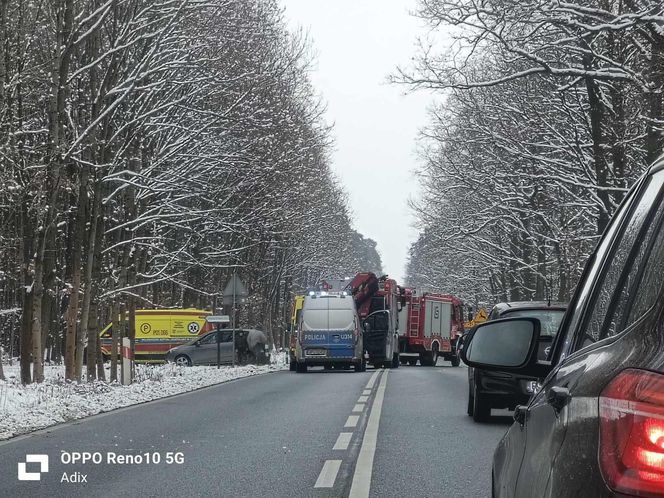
{"left": 294, "top": 291, "right": 366, "bottom": 373}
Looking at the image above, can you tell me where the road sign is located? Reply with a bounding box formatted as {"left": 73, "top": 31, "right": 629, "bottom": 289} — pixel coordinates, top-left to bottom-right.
{"left": 222, "top": 275, "right": 248, "bottom": 305}
{"left": 206, "top": 315, "right": 230, "bottom": 324}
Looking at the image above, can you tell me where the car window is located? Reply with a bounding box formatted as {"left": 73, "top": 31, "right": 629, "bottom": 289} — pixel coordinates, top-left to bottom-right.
{"left": 502, "top": 309, "right": 565, "bottom": 337}
{"left": 571, "top": 171, "right": 664, "bottom": 352}
{"left": 624, "top": 202, "right": 664, "bottom": 325}
{"left": 219, "top": 330, "right": 234, "bottom": 343}
{"left": 302, "top": 309, "right": 355, "bottom": 330}
{"left": 198, "top": 332, "right": 217, "bottom": 345}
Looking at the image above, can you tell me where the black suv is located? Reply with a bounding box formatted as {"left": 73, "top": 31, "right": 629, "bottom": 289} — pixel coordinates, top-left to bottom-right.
{"left": 466, "top": 302, "right": 566, "bottom": 422}
{"left": 462, "top": 158, "right": 664, "bottom": 497}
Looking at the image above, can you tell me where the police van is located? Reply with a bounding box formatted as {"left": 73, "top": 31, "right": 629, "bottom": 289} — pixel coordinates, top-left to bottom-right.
{"left": 294, "top": 291, "right": 365, "bottom": 373}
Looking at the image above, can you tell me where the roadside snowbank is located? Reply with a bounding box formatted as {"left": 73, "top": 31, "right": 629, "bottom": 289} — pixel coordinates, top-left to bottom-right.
{"left": 0, "top": 352, "right": 288, "bottom": 440}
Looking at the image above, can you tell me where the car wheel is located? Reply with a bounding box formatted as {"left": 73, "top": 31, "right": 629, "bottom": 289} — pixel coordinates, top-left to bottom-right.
{"left": 451, "top": 353, "right": 460, "bottom": 367}
{"left": 174, "top": 355, "right": 191, "bottom": 367}
{"left": 296, "top": 362, "right": 307, "bottom": 373}
{"left": 392, "top": 353, "right": 399, "bottom": 369}
{"left": 472, "top": 389, "right": 491, "bottom": 422}
{"left": 408, "top": 358, "right": 417, "bottom": 366}
{"left": 432, "top": 344, "right": 439, "bottom": 366}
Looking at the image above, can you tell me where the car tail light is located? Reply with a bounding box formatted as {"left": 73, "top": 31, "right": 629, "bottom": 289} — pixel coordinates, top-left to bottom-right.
{"left": 599, "top": 369, "right": 664, "bottom": 497}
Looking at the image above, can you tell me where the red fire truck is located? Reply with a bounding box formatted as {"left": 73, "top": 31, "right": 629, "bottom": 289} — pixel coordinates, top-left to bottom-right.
{"left": 347, "top": 272, "right": 401, "bottom": 369}
{"left": 398, "top": 289, "right": 465, "bottom": 366}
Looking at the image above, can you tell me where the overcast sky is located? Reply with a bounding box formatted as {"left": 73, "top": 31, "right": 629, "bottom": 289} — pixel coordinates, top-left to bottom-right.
{"left": 281, "top": 0, "right": 434, "bottom": 282}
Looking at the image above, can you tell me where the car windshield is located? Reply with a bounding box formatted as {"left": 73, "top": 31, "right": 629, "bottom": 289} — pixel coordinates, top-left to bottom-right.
{"left": 302, "top": 309, "right": 355, "bottom": 330}
{"left": 502, "top": 309, "right": 566, "bottom": 337}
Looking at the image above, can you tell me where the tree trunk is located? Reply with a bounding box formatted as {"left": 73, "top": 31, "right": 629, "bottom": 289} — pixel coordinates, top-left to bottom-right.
{"left": 645, "top": 31, "right": 664, "bottom": 164}
{"left": 86, "top": 299, "right": 98, "bottom": 381}
{"left": 19, "top": 199, "right": 33, "bottom": 384}
{"left": 0, "top": 345, "right": 5, "bottom": 381}
{"left": 83, "top": 182, "right": 102, "bottom": 381}
{"left": 110, "top": 302, "right": 120, "bottom": 382}
{"left": 583, "top": 57, "right": 611, "bottom": 234}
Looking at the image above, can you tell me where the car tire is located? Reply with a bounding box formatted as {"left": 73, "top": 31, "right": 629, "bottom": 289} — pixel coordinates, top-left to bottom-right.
{"left": 451, "top": 353, "right": 460, "bottom": 367}
{"left": 408, "top": 358, "right": 417, "bottom": 366}
{"left": 472, "top": 389, "right": 491, "bottom": 422}
{"left": 296, "top": 362, "right": 307, "bottom": 373}
{"left": 432, "top": 344, "right": 439, "bottom": 366}
{"left": 174, "top": 355, "right": 191, "bottom": 367}
{"left": 392, "top": 353, "right": 399, "bottom": 369}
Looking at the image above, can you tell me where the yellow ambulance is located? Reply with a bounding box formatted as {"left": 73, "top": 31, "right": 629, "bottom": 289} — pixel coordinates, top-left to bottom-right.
{"left": 100, "top": 308, "right": 212, "bottom": 363}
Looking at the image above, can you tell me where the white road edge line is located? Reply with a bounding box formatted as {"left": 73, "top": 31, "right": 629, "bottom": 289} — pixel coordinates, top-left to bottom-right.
{"left": 345, "top": 415, "right": 360, "bottom": 428}
{"left": 314, "top": 460, "right": 342, "bottom": 488}
{"left": 333, "top": 432, "right": 353, "bottom": 451}
{"left": 365, "top": 369, "right": 381, "bottom": 390}
{"left": 362, "top": 390, "right": 371, "bottom": 396}
{"left": 357, "top": 395, "right": 369, "bottom": 403}
{"left": 352, "top": 403, "right": 365, "bottom": 413}
{"left": 349, "top": 369, "right": 389, "bottom": 498}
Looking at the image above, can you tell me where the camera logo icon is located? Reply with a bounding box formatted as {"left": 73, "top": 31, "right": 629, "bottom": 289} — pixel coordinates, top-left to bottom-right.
{"left": 18, "top": 454, "right": 49, "bottom": 481}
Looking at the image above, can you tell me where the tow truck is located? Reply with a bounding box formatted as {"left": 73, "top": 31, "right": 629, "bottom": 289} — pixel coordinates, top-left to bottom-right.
{"left": 398, "top": 290, "right": 465, "bottom": 366}
{"left": 346, "top": 272, "right": 400, "bottom": 369}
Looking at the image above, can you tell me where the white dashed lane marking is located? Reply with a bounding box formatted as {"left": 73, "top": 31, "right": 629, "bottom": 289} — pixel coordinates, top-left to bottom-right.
{"left": 312, "top": 369, "right": 383, "bottom": 493}
{"left": 333, "top": 432, "right": 353, "bottom": 451}
{"left": 345, "top": 415, "right": 360, "bottom": 428}
{"left": 314, "top": 460, "right": 342, "bottom": 488}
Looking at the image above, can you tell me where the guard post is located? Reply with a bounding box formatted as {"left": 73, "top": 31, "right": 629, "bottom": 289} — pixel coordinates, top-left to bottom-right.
{"left": 121, "top": 337, "right": 132, "bottom": 385}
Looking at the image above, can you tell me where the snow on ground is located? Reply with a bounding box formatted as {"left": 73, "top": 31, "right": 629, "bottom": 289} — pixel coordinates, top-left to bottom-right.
{"left": 0, "top": 351, "right": 288, "bottom": 441}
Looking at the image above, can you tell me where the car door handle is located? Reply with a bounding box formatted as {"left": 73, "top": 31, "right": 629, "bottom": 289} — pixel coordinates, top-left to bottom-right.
{"left": 546, "top": 386, "right": 570, "bottom": 412}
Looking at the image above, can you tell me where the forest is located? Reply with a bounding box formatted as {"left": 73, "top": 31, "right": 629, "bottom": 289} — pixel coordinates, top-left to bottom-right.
{"left": 403, "top": 0, "right": 664, "bottom": 308}
{"left": 0, "top": 0, "right": 382, "bottom": 384}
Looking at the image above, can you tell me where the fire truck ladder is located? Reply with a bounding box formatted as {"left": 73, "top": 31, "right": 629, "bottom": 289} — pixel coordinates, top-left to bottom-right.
{"left": 410, "top": 302, "right": 420, "bottom": 337}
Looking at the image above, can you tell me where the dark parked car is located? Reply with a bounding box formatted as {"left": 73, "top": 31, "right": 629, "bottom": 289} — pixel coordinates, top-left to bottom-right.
{"left": 466, "top": 302, "right": 567, "bottom": 422}
{"left": 462, "top": 158, "right": 664, "bottom": 497}
{"left": 165, "top": 328, "right": 269, "bottom": 366}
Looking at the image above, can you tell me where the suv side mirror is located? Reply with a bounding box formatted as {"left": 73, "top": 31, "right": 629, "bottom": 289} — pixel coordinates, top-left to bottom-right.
{"left": 461, "top": 317, "right": 540, "bottom": 371}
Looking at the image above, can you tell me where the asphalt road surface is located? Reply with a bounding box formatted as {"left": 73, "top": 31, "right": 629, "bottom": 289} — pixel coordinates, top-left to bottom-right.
{"left": 0, "top": 363, "right": 512, "bottom": 497}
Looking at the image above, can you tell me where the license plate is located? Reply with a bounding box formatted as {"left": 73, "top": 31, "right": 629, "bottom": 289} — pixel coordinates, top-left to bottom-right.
{"left": 306, "top": 349, "right": 326, "bottom": 356}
